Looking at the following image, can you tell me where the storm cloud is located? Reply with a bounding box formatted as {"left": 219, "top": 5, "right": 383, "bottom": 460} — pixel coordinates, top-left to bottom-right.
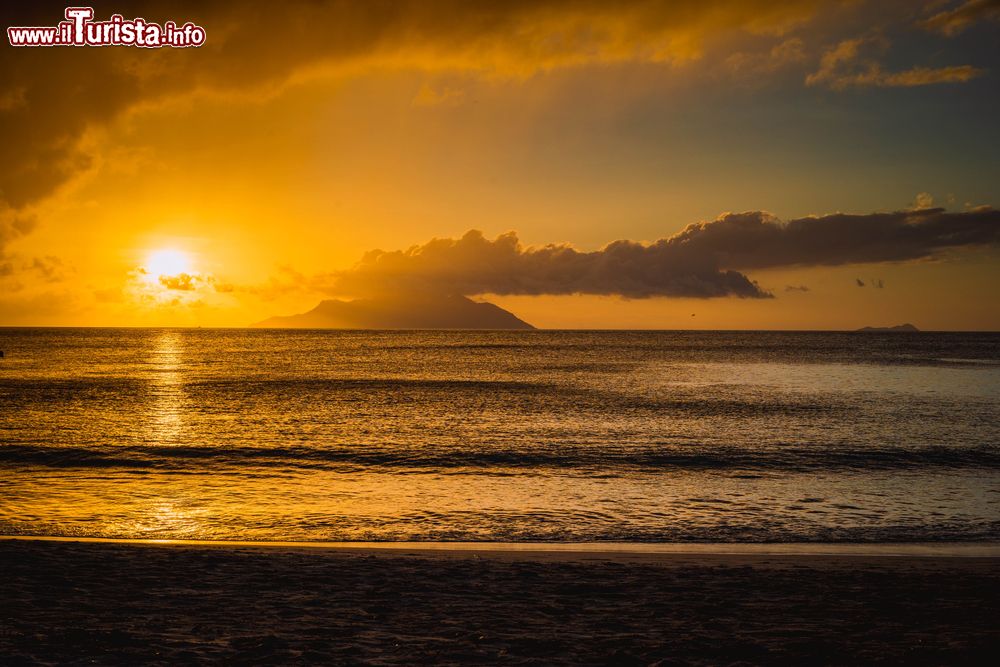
{"left": 331, "top": 207, "right": 1000, "bottom": 299}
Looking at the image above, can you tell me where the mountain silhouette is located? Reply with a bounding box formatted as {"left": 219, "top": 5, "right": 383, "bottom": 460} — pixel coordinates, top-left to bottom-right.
{"left": 856, "top": 323, "right": 920, "bottom": 332}
{"left": 254, "top": 293, "right": 534, "bottom": 330}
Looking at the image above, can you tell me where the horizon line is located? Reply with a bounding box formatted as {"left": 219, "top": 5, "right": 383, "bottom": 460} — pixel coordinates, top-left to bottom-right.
{"left": 2, "top": 326, "right": 998, "bottom": 333}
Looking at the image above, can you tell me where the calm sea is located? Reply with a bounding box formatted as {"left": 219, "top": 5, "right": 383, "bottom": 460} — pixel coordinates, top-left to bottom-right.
{"left": 1, "top": 328, "right": 998, "bottom": 543}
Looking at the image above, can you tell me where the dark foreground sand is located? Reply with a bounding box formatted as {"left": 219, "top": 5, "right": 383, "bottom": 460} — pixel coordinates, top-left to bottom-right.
{"left": 2, "top": 540, "right": 998, "bottom": 665}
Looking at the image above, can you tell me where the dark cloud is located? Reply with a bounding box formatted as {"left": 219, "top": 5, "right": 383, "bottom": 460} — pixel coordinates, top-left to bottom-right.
{"left": 336, "top": 229, "right": 770, "bottom": 299}
{"left": 921, "top": 0, "right": 1000, "bottom": 36}
{"left": 665, "top": 208, "right": 1000, "bottom": 269}
{"left": 329, "top": 207, "right": 999, "bottom": 299}
{"left": 785, "top": 284, "right": 810, "bottom": 292}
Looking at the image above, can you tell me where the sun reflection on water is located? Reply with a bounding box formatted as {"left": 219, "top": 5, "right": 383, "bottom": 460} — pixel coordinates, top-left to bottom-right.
{"left": 147, "top": 330, "right": 185, "bottom": 446}
{"left": 126, "top": 331, "right": 207, "bottom": 538}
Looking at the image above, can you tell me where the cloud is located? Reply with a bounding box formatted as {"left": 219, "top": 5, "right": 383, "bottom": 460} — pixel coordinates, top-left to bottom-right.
{"left": 127, "top": 267, "right": 234, "bottom": 309}
{"left": 664, "top": 208, "right": 1000, "bottom": 269}
{"left": 0, "top": 203, "right": 36, "bottom": 256}
{"left": 28, "top": 255, "right": 66, "bottom": 282}
{"left": 724, "top": 37, "right": 807, "bottom": 77}
{"left": 921, "top": 0, "right": 1000, "bottom": 36}
{"left": 806, "top": 38, "right": 985, "bottom": 89}
{"left": 785, "top": 284, "right": 810, "bottom": 292}
{"left": 0, "top": 205, "right": 44, "bottom": 283}
{"left": 913, "top": 192, "right": 935, "bottom": 210}
{"left": 0, "top": 0, "right": 822, "bottom": 222}
{"left": 0, "top": 254, "right": 70, "bottom": 290}
{"left": 327, "top": 207, "right": 1000, "bottom": 299}
{"left": 334, "top": 230, "right": 770, "bottom": 299}
{"left": 155, "top": 271, "right": 234, "bottom": 293}
{"left": 158, "top": 273, "right": 199, "bottom": 291}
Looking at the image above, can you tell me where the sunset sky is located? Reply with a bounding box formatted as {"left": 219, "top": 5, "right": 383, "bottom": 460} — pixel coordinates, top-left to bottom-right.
{"left": 1, "top": 0, "right": 998, "bottom": 329}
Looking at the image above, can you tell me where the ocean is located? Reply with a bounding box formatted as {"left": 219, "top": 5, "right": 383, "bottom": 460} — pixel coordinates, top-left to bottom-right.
{"left": 1, "top": 328, "right": 998, "bottom": 543}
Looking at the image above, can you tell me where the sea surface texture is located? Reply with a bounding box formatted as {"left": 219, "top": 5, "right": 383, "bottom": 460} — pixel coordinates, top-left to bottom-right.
{"left": 1, "top": 329, "right": 998, "bottom": 542}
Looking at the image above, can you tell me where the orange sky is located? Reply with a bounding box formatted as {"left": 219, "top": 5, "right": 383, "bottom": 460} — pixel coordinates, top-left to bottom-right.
{"left": 1, "top": 1, "right": 998, "bottom": 329}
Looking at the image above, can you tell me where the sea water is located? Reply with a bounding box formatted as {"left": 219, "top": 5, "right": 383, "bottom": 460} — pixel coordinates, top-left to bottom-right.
{"left": 1, "top": 328, "right": 997, "bottom": 542}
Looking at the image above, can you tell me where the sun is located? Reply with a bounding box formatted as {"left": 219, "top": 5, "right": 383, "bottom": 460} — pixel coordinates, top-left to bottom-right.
{"left": 145, "top": 249, "right": 192, "bottom": 277}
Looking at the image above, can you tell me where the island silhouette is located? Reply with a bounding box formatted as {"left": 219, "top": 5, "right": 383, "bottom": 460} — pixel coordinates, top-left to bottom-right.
{"left": 856, "top": 323, "right": 920, "bottom": 332}
{"left": 255, "top": 293, "right": 534, "bottom": 329}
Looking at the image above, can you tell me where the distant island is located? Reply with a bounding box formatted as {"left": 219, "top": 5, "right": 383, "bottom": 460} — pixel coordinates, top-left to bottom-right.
{"left": 254, "top": 293, "right": 534, "bottom": 330}
{"left": 856, "top": 323, "right": 920, "bottom": 332}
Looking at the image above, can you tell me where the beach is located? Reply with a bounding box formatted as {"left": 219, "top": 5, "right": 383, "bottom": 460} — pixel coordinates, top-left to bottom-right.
{"left": 2, "top": 539, "right": 998, "bottom": 665}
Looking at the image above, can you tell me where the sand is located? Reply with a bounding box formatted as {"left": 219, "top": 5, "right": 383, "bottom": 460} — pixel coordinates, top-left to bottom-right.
{"left": 2, "top": 539, "right": 998, "bottom": 665}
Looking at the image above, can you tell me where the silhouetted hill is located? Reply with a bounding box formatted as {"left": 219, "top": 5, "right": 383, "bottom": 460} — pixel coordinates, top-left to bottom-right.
{"left": 254, "top": 294, "right": 534, "bottom": 330}
{"left": 856, "top": 323, "right": 920, "bottom": 332}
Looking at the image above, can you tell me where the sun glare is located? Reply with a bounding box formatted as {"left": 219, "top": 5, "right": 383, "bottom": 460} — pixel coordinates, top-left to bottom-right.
{"left": 145, "top": 249, "right": 192, "bottom": 277}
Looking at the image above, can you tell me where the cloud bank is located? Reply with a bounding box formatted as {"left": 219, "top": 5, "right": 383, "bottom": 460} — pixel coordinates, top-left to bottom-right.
{"left": 337, "top": 229, "right": 769, "bottom": 299}
{"left": 662, "top": 207, "right": 1000, "bottom": 269}
{"left": 331, "top": 207, "right": 1000, "bottom": 299}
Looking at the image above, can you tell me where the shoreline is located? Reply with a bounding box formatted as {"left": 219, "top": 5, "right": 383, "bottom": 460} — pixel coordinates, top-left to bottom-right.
{"left": 3, "top": 535, "right": 999, "bottom": 561}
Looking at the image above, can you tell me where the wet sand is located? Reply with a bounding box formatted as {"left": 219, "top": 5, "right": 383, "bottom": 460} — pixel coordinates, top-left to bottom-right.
{"left": 2, "top": 539, "right": 998, "bottom": 665}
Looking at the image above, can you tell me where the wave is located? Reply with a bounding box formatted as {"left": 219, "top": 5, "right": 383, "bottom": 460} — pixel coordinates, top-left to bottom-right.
{"left": 3, "top": 519, "right": 999, "bottom": 544}
{"left": 2, "top": 443, "right": 997, "bottom": 472}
